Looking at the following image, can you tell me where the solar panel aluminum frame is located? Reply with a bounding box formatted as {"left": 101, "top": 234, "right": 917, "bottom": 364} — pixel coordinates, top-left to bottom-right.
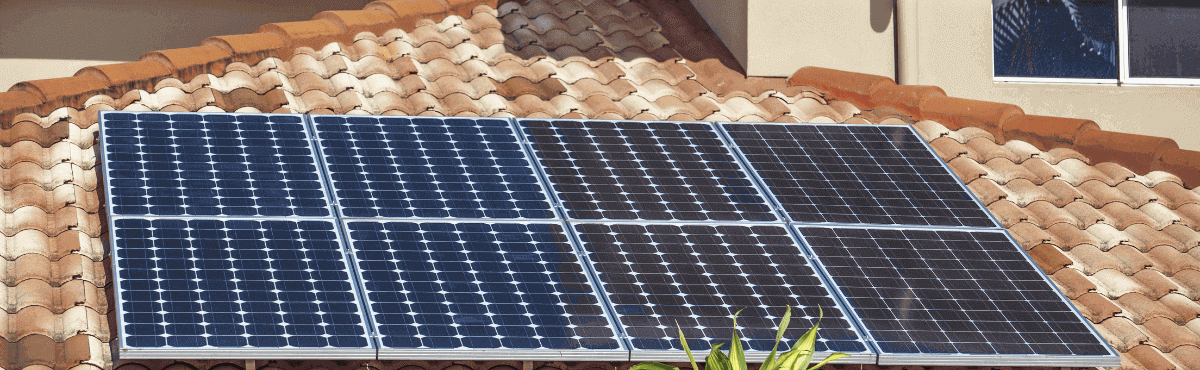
{"left": 789, "top": 224, "right": 1120, "bottom": 367}
{"left": 715, "top": 122, "right": 1003, "bottom": 230}
{"left": 108, "top": 215, "right": 377, "bottom": 360}
{"left": 515, "top": 118, "right": 779, "bottom": 224}
{"left": 568, "top": 221, "right": 877, "bottom": 365}
{"left": 342, "top": 219, "right": 630, "bottom": 361}
{"left": 98, "top": 111, "right": 338, "bottom": 219}
{"left": 309, "top": 115, "right": 561, "bottom": 221}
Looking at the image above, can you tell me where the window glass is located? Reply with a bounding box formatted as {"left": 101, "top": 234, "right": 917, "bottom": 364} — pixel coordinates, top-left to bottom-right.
{"left": 1128, "top": 0, "right": 1200, "bottom": 78}
{"left": 993, "top": 0, "right": 1117, "bottom": 79}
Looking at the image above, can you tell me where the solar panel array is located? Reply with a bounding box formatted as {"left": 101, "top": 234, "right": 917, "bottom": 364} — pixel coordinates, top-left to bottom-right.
{"left": 102, "top": 113, "right": 1118, "bottom": 366}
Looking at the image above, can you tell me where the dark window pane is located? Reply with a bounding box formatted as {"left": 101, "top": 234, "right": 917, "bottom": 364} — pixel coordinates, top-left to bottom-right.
{"left": 1128, "top": 0, "right": 1200, "bottom": 78}
{"left": 993, "top": 0, "right": 1118, "bottom": 79}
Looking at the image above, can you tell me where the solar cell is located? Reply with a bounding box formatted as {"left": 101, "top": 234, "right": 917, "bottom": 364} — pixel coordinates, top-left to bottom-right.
{"left": 112, "top": 218, "right": 373, "bottom": 358}
{"left": 795, "top": 226, "right": 1118, "bottom": 366}
{"left": 345, "top": 221, "right": 626, "bottom": 360}
{"left": 313, "top": 116, "right": 555, "bottom": 219}
{"left": 572, "top": 223, "right": 874, "bottom": 363}
{"left": 721, "top": 123, "right": 995, "bottom": 227}
{"left": 100, "top": 112, "right": 331, "bottom": 218}
{"left": 520, "top": 120, "right": 775, "bottom": 222}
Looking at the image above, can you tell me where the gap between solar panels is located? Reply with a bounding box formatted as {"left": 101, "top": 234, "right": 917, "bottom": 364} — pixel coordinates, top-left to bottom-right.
{"left": 99, "top": 112, "right": 1118, "bottom": 366}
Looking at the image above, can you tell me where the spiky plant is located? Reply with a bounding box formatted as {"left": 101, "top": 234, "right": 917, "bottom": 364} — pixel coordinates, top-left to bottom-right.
{"left": 631, "top": 307, "right": 848, "bottom": 370}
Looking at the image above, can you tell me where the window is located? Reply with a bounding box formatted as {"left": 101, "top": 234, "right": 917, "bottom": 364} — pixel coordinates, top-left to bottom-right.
{"left": 992, "top": 0, "right": 1200, "bottom": 84}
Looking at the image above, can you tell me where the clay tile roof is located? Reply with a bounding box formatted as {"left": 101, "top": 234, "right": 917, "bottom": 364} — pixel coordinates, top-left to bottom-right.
{"left": 2, "top": 0, "right": 1200, "bottom": 369}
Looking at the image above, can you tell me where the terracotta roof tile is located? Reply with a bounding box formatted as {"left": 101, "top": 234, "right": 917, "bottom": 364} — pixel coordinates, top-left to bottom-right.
{"left": 1163, "top": 345, "right": 1200, "bottom": 369}
{"left": 1076, "top": 292, "right": 1122, "bottom": 323}
{"left": 1043, "top": 146, "right": 1091, "bottom": 164}
{"left": 1050, "top": 267, "right": 1097, "bottom": 299}
{"left": 1096, "top": 317, "right": 1150, "bottom": 352}
{"left": 1126, "top": 343, "right": 1180, "bottom": 369}
{"left": 1007, "top": 222, "right": 1053, "bottom": 250}
{"left": 1159, "top": 293, "right": 1200, "bottom": 324}
{"left": 1117, "top": 293, "right": 1189, "bottom": 325}
{"left": 1142, "top": 317, "right": 1200, "bottom": 352}
{"left": 928, "top": 136, "right": 969, "bottom": 161}
{"left": 1146, "top": 245, "right": 1199, "bottom": 276}
{"left": 1028, "top": 244, "right": 1072, "bottom": 274}
{"left": 1093, "top": 269, "right": 1158, "bottom": 298}
{"left": 1070, "top": 244, "right": 1152, "bottom": 275}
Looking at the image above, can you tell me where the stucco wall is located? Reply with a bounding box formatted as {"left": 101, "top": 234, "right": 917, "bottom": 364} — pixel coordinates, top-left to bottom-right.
{"left": 691, "top": 0, "right": 894, "bottom": 78}
{"left": 0, "top": 0, "right": 373, "bottom": 91}
{"left": 897, "top": 0, "right": 1200, "bottom": 151}
{"left": 689, "top": 0, "right": 749, "bottom": 70}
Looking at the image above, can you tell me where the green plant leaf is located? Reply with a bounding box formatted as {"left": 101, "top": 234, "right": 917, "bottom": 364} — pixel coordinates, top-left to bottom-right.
{"left": 805, "top": 353, "right": 851, "bottom": 370}
{"left": 772, "top": 346, "right": 803, "bottom": 370}
{"left": 677, "top": 322, "right": 699, "bottom": 370}
{"left": 792, "top": 307, "right": 824, "bottom": 370}
{"left": 630, "top": 363, "right": 681, "bottom": 370}
{"left": 760, "top": 306, "right": 793, "bottom": 370}
{"left": 706, "top": 343, "right": 731, "bottom": 370}
{"left": 729, "top": 308, "right": 747, "bottom": 370}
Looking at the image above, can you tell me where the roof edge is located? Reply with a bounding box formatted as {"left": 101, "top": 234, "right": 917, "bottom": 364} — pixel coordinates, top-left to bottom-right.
{"left": 0, "top": 0, "right": 500, "bottom": 120}
{"left": 788, "top": 66, "right": 1200, "bottom": 188}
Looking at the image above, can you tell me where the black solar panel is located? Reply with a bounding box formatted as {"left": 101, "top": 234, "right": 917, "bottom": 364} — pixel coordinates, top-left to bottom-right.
{"left": 721, "top": 123, "right": 995, "bottom": 227}
{"left": 520, "top": 120, "right": 776, "bottom": 222}
{"left": 112, "top": 218, "right": 372, "bottom": 357}
{"left": 572, "top": 223, "right": 871, "bottom": 361}
{"left": 313, "top": 116, "right": 554, "bottom": 219}
{"left": 101, "top": 112, "right": 331, "bottom": 218}
{"left": 346, "top": 221, "right": 626, "bottom": 359}
{"left": 796, "top": 226, "right": 1115, "bottom": 364}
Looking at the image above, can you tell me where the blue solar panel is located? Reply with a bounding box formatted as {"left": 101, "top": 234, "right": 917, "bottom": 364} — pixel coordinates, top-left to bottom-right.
{"left": 112, "top": 218, "right": 373, "bottom": 358}
{"left": 795, "top": 226, "right": 1117, "bottom": 366}
{"left": 312, "top": 116, "right": 555, "bottom": 219}
{"left": 100, "top": 112, "right": 331, "bottom": 218}
{"left": 571, "top": 223, "right": 873, "bottom": 363}
{"left": 345, "top": 221, "right": 626, "bottom": 360}
{"left": 721, "top": 123, "right": 995, "bottom": 228}
{"left": 519, "top": 119, "right": 776, "bottom": 222}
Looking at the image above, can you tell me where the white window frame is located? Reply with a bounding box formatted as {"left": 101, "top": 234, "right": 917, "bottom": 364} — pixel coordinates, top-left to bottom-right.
{"left": 992, "top": 0, "right": 1200, "bottom": 86}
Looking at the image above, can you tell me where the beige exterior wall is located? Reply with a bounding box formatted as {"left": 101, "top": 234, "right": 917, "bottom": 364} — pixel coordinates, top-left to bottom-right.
{"left": 0, "top": 0, "right": 373, "bottom": 91}
{"left": 896, "top": 0, "right": 1200, "bottom": 151}
{"left": 690, "top": 0, "right": 894, "bottom": 79}
{"left": 689, "top": 0, "right": 748, "bottom": 69}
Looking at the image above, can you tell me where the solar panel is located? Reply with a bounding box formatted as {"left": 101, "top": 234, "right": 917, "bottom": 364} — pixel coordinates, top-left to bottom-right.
{"left": 795, "top": 226, "right": 1117, "bottom": 366}
{"left": 571, "top": 223, "right": 874, "bottom": 363}
{"left": 100, "top": 112, "right": 331, "bottom": 218}
{"left": 112, "top": 218, "right": 373, "bottom": 358}
{"left": 345, "top": 220, "right": 626, "bottom": 360}
{"left": 520, "top": 119, "right": 776, "bottom": 222}
{"left": 313, "top": 116, "right": 555, "bottom": 219}
{"left": 720, "top": 123, "right": 995, "bottom": 227}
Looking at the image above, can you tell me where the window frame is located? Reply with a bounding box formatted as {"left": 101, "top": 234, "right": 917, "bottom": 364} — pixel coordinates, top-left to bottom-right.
{"left": 991, "top": 0, "right": 1200, "bottom": 86}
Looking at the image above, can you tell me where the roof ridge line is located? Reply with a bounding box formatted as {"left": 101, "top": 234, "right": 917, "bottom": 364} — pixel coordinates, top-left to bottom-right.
{"left": 788, "top": 66, "right": 1200, "bottom": 188}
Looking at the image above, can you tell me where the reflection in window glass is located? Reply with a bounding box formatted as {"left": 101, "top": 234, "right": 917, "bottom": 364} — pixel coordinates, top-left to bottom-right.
{"left": 993, "top": 0, "right": 1117, "bottom": 79}
{"left": 1128, "top": 0, "right": 1200, "bottom": 78}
